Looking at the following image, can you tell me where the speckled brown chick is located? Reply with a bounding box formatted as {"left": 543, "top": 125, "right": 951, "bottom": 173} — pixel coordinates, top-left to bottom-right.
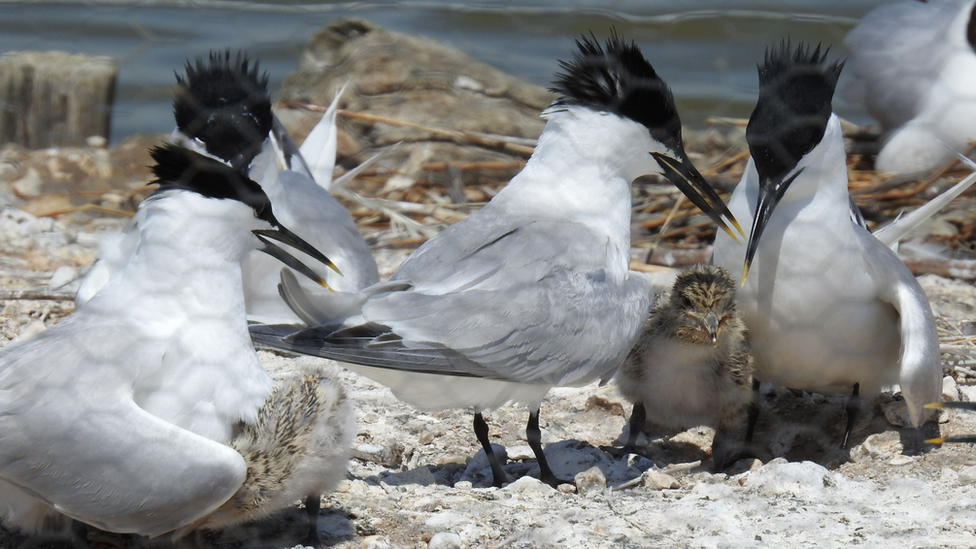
{"left": 179, "top": 363, "right": 352, "bottom": 545}
{"left": 616, "top": 263, "right": 753, "bottom": 469}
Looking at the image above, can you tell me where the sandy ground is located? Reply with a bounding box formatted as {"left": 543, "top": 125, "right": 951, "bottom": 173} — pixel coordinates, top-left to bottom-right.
{"left": 0, "top": 206, "right": 975, "bottom": 549}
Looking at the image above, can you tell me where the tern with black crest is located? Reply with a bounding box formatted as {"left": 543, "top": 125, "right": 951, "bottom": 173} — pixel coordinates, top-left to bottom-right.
{"left": 76, "top": 52, "right": 379, "bottom": 322}
{"left": 251, "top": 34, "right": 740, "bottom": 488}
{"left": 844, "top": 0, "right": 976, "bottom": 174}
{"left": 711, "top": 41, "right": 942, "bottom": 447}
{"left": 0, "top": 143, "right": 345, "bottom": 538}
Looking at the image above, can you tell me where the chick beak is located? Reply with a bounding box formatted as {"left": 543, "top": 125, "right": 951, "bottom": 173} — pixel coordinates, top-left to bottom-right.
{"left": 650, "top": 149, "right": 744, "bottom": 243}
{"left": 702, "top": 310, "right": 721, "bottom": 345}
{"left": 742, "top": 168, "right": 804, "bottom": 283}
{"left": 253, "top": 226, "right": 340, "bottom": 289}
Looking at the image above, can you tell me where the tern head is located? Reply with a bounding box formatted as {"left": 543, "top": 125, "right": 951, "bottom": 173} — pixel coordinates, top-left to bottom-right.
{"left": 666, "top": 264, "right": 739, "bottom": 346}
{"left": 741, "top": 41, "right": 845, "bottom": 281}
{"left": 148, "top": 143, "right": 338, "bottom": 285}
{"left": 173, "top": 51, "right": 273, "bottom": 172}
{"left": 549, "top": 33, "right": 742, "bottom": 241}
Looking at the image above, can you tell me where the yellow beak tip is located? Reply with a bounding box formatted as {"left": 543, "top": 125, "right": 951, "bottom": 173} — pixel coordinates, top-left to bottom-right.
{"left": 731, "top": 219, "right": 745, "bottom": 238}
{"left": 721, "top": 224, "right": 741, "bottom": 244}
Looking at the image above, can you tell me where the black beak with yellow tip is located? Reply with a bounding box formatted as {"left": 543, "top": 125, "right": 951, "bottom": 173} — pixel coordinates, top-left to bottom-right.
{"left": 740, "top": 167, "right": 804, "bottom": 283}
{"left": 254, "top": 227, "right": 341, "bottom": 289}
{"left": 651, "top": 150, "right": 744, "bottom": 243}
{"left": 923, "top": 402, "right": 976, "bottom": 444}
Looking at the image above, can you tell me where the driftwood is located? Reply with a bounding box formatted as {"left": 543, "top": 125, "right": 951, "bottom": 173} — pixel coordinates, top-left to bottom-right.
{"left": 0, "top": 52, "right": 117, "bottom": 149}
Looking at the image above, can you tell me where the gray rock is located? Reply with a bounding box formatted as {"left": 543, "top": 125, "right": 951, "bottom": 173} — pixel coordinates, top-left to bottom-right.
{"left": 276, "top": 18, "right": 553, "bottom": 190}
{"left": 427, "top": 532, "right": 464, "bottom": 549}
{"left": 574, "top": 466, "right": 606, "bottom": 498}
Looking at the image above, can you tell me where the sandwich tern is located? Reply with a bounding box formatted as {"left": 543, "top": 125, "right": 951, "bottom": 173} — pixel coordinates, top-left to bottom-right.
{"left": 712, "top": 41, "right": 942, "bottom": 448}
{"left": 75, "top": 52, "right": 379, "bottom": 323}
{"left": 0, "top": 144, "right": 339, "bottom": 537}
{"left": 252, "top": 34, "right": 740, "bottom": 488}
{"left": 844, "top": 0, "right": 976, "bottom": 174}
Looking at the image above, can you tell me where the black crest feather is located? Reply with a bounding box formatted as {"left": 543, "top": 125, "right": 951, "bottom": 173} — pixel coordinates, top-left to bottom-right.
{"left": 550, "top": 32, "right": 682, "bottom": 147}
{"left": 747, "top": 40, "right": 845, "bottom": 184}
{"left": 149, "top": 143, "right": 277, "bottom": 226}
{"left": 173, "top": 51, "right": 272, "bottom": 169}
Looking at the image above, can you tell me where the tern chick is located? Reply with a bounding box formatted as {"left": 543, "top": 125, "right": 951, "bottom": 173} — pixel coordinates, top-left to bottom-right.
{"left": 187, "top": 363, "right": 352, "bottom": 543}
{"left": 251, "top": 33, "right": 740, "bottom": 489}
{"left": 616, "top": 264, "right": 753, "bottom": 469}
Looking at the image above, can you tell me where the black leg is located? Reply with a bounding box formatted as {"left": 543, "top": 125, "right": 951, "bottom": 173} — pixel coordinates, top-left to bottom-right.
{"left": 745, "top": 378, "right": 761, "bottom": 443}
{"left": 474, "top": 412, "right": 508, "bottom": 487}
{"left": 526, "top": 409, "right": 570, "bottom": 488}
{"left": 625, "top": 402, "right": 647, "bottom": 450}
{"left": 841, "top": 383, "right": 861, "bottom": 449}
{"left": 303, "top": 494, "right": 321, "bottom": 547}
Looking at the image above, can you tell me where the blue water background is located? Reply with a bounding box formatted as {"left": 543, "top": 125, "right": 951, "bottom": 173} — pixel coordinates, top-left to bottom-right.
{"left": 0, "top": 1, "right": 891, "bottom": 142}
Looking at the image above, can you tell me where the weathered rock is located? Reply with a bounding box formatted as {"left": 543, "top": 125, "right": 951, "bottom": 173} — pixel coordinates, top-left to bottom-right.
{"left": 276, "top": 18, "right": 552, "bottom": 190}
{"left": 574, "top": 466, "right": 606, "bottom": 498}
{"left": 426, "top": 531, "right": 463, "bottom": 549}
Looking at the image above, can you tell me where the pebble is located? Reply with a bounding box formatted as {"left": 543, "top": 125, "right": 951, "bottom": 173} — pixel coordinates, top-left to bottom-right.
{"left": 427, "top": 532, "right": 464, "bottom": 549}
{"left": 574, "top": 466, "right": 606, "bottom": 498}
{"left": 943, "top": 375, "right": 960, "bottom": 402}
{"left": 889, "top": 455, "right": 915, "bottom": 466}
{"left": 643, "top": 472, "right": 680, "bottom": 491}
{"left": 504, "top": 476, "right": 549, "bottom": 496}
{"left": 881, "top": 400, "right": 914, "bottom": 428}
{"left": 744, "top": 460, "right": 835, "bottom": 498}
{"left": 360, "top": 536, "right": 392, "bottom": 549}
{"left": 958, "top": 385, "right": 976, "bottom": 402}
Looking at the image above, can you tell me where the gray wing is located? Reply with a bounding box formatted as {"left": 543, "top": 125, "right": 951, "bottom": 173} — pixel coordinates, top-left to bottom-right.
{"left": 849, "top": 196, "right": 868, "bottom": 229}
{"left": 854, "top": 227, "right": 941, "bottom": 427}
{"left": 0, "top": 323, "right": 245, "bottom": 536}
{"left": 362, "top": 216, "right": 654, "bottom": 386}
{"left": 843, "top": 0, "right": 967, "bottom": 129}
{"left": 273, "top": 170, "right": 379, "bottom": 291}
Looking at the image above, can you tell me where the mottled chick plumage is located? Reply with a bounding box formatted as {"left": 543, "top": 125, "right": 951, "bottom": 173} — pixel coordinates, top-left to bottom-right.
{"left": 187, "top": 363, "right": 352, "bottom": 534}
{"left": 616, "top": 264, "right": 753, "bottom": 467}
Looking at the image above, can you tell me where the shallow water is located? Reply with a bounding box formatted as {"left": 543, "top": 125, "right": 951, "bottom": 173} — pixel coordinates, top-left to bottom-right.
{"left": 0, "top": 0, "right": 889, "bottom": 142}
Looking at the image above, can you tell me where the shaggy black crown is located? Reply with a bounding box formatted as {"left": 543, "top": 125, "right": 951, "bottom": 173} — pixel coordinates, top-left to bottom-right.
{"left": 173, "top": 51, "right": 273, "bottom": 170}
{"left": 550, "top": 33, "right": 682, "bottom": 149}
{"left": 747, "top": 41, "right": 845, "bottom": 185}
{"left": 149, "top": 143, "right": 278, "bottom": 227}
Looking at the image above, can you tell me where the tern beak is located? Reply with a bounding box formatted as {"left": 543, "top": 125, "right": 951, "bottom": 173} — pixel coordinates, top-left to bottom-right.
{"left": 923, "top": 402, "right": 976, "bottom": 444}
{"left": 650, "top": 149, "right": 744, "bottom": 243}
{"left": 253, "top": 226, "right": 340, "bottom": 288}
{"left": 741, "top": 168, "right": 804, "bottom": 283}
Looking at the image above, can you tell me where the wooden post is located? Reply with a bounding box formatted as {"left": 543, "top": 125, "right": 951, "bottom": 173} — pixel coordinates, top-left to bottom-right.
{"left": 0, "top": 51, "right": 117, "bottom": 149}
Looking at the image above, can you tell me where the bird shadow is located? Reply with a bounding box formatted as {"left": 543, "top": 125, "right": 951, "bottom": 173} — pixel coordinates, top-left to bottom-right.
{"left": 3, "top": 504, "right": 357, "bottom": 549}
{"left": 597, "top": 388, "right": 940, "bottom": 475}
{"left": 748, "top": 387, "right": 938, "bottom": 469}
